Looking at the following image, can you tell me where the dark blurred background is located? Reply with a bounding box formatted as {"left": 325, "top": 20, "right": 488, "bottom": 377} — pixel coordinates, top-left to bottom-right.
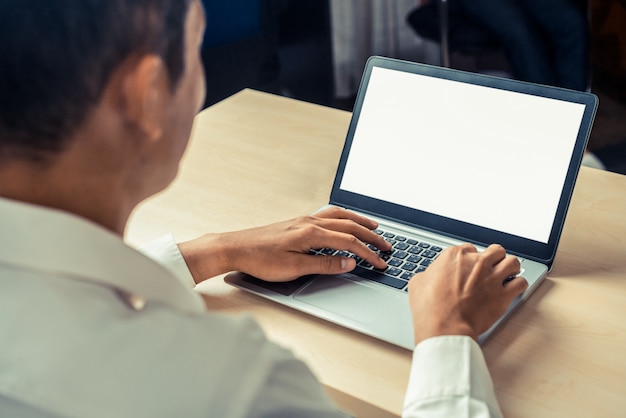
{"left": 200, "top": 0, "right": 626, "bottom": 175}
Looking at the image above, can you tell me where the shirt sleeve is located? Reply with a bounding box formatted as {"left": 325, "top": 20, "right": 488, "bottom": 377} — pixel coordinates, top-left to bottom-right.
{"left": 138, "top": 234, "right": 197, "bottom": 289}
{"left": 403, "top": 335, "right": 503, "bottom": 418}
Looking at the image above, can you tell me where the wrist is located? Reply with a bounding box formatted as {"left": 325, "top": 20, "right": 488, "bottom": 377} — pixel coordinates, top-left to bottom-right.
{"left": 178, "top": 232, "right": 235, "bottom": 284}
{"left": 413, "top": 320, "right": 477, "bottom": 346}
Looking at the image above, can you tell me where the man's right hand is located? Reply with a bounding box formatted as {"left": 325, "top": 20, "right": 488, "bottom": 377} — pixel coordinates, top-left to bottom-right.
{"left": 407, "top": 243, "right": 528, "bottom": 345}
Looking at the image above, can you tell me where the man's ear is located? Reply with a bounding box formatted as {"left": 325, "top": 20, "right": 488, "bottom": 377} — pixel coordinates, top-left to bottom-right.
{"left": 117, "top": 55, "right": 169, "bottom": 143}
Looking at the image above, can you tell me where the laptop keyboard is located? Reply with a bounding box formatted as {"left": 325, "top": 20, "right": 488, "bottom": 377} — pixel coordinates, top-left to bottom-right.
{"left": 310, "top": 228, "right": 446, "bottom": 291}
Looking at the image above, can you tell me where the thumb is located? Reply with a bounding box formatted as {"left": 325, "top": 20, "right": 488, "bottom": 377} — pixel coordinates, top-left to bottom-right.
{"left": 503, "top": 276, "right": 529, "bottom": 299}
{"left": 316, "top": 255, "right": 357, "bottom": 275}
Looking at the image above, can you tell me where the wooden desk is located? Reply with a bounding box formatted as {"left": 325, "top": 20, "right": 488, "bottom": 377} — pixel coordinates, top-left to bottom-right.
{"left": 127, "top": 89, "right": 626, "bottom": 418}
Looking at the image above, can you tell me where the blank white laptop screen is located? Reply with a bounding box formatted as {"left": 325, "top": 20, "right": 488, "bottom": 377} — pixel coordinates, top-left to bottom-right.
{"left": 339, "top": 67, "right": 586, "bottom": 244}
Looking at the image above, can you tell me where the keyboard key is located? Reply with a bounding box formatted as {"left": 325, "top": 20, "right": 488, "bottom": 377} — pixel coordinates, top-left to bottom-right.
{"left": 359, "top": 260, "right": 373, "bottom": 269}
{"left": 402, "top": 262, "right": 417, "bottom": 271}
{"left": 388, "top": 258, "right": 403, "bottom": 267}
{"left": 394, "top": 242, "right": 409, "bottom": 250}
{"left": 422, "top": 250, "right": 437, "bottom": 259}
{"left": 394, "top": 251, "right": 408, "bottom": 259}
{"left": 386, "top": 267, "right": 403, "bottom": 277}
{"left": 352, "top": 227, "right": 445, "bottom": 290}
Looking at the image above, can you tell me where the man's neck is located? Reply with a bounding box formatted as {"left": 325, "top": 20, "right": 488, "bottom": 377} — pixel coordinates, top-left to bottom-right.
{"left": 0, "top": 151, "right": 132, "bottom": 236}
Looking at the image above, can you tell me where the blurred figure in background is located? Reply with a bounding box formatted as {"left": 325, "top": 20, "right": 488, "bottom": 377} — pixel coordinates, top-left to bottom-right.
{"left": 456, "top": 0, "right": 589, "bottom": 92}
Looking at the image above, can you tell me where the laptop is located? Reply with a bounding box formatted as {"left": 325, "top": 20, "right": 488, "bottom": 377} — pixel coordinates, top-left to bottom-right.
{"left": 225, "top": 56, "right": 598, "bottom": 350}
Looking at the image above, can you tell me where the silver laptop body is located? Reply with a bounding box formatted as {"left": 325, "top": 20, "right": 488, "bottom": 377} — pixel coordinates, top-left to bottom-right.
{"left": 226, "top": 56, "right": 598, "bottom": 350}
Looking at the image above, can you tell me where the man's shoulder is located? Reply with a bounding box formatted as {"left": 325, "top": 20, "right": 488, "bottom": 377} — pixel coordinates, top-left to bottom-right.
{"left": 0, "top": 268, "right": 293, "bottom": 417}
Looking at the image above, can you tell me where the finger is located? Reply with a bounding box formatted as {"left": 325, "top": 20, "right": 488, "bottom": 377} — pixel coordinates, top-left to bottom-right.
{"left": 491, "top": 254, "right": 521, "bottom": 281}
{"left": 307, "top": 228, "right": 388, "bottom": 269}
{"left": 314, "top": 206, "right": 379, "bottom": 230}
{"left": 289, "top": 253, "right": 357, "bottom": 277}
{"left": 270, "top": 253, "right": 357, "bottom": 281}
{"left": 313, "top": 217, "right": 391, "bottom": 252}
{"left": 480, "top": 244, "right": 507, "bottom": 266}
{"left": 503, "top": 275, "right": 529, "bottom": 298}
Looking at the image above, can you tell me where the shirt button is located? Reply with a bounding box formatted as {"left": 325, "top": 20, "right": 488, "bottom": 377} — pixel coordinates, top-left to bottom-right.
{"left": 117, "top": 290, "right": 146, "bottom": 311}
{"left": 128, "top": 294, "right": 146, "bottom": 311}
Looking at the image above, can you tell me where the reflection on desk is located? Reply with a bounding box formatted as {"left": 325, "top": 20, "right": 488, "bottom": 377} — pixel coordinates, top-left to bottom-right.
{"left": 127, "top": 89, "right": 626, "bottom": 418}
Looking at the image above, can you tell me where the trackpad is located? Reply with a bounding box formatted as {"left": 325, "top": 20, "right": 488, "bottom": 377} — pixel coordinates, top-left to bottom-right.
{"left": 294, "top": 275, "right": 395, "bottom": 324}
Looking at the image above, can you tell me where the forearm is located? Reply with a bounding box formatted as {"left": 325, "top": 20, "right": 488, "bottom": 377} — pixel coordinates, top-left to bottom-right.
{"left": 177, "top": 207, "right": 392, "bottom": 284}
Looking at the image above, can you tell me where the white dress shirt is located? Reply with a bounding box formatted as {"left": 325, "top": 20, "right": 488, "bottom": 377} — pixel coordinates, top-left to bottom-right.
{"left": 0, "top": 197, "right": 503, "bottom": 417}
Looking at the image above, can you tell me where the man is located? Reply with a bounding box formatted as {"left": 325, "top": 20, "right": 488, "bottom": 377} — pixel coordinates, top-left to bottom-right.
{"left": 0, "top": 1, "right": 527, "bottom": 417}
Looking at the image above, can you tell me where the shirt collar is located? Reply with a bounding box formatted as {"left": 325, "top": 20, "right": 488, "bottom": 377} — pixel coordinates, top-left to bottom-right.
{"left": 0, "top": 197, "right": 205, "bottom": 314}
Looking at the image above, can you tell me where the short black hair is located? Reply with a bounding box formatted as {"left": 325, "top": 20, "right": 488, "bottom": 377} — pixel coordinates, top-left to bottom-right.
{"left": 0, "top": 0, "right": 192, "bottom": 162}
